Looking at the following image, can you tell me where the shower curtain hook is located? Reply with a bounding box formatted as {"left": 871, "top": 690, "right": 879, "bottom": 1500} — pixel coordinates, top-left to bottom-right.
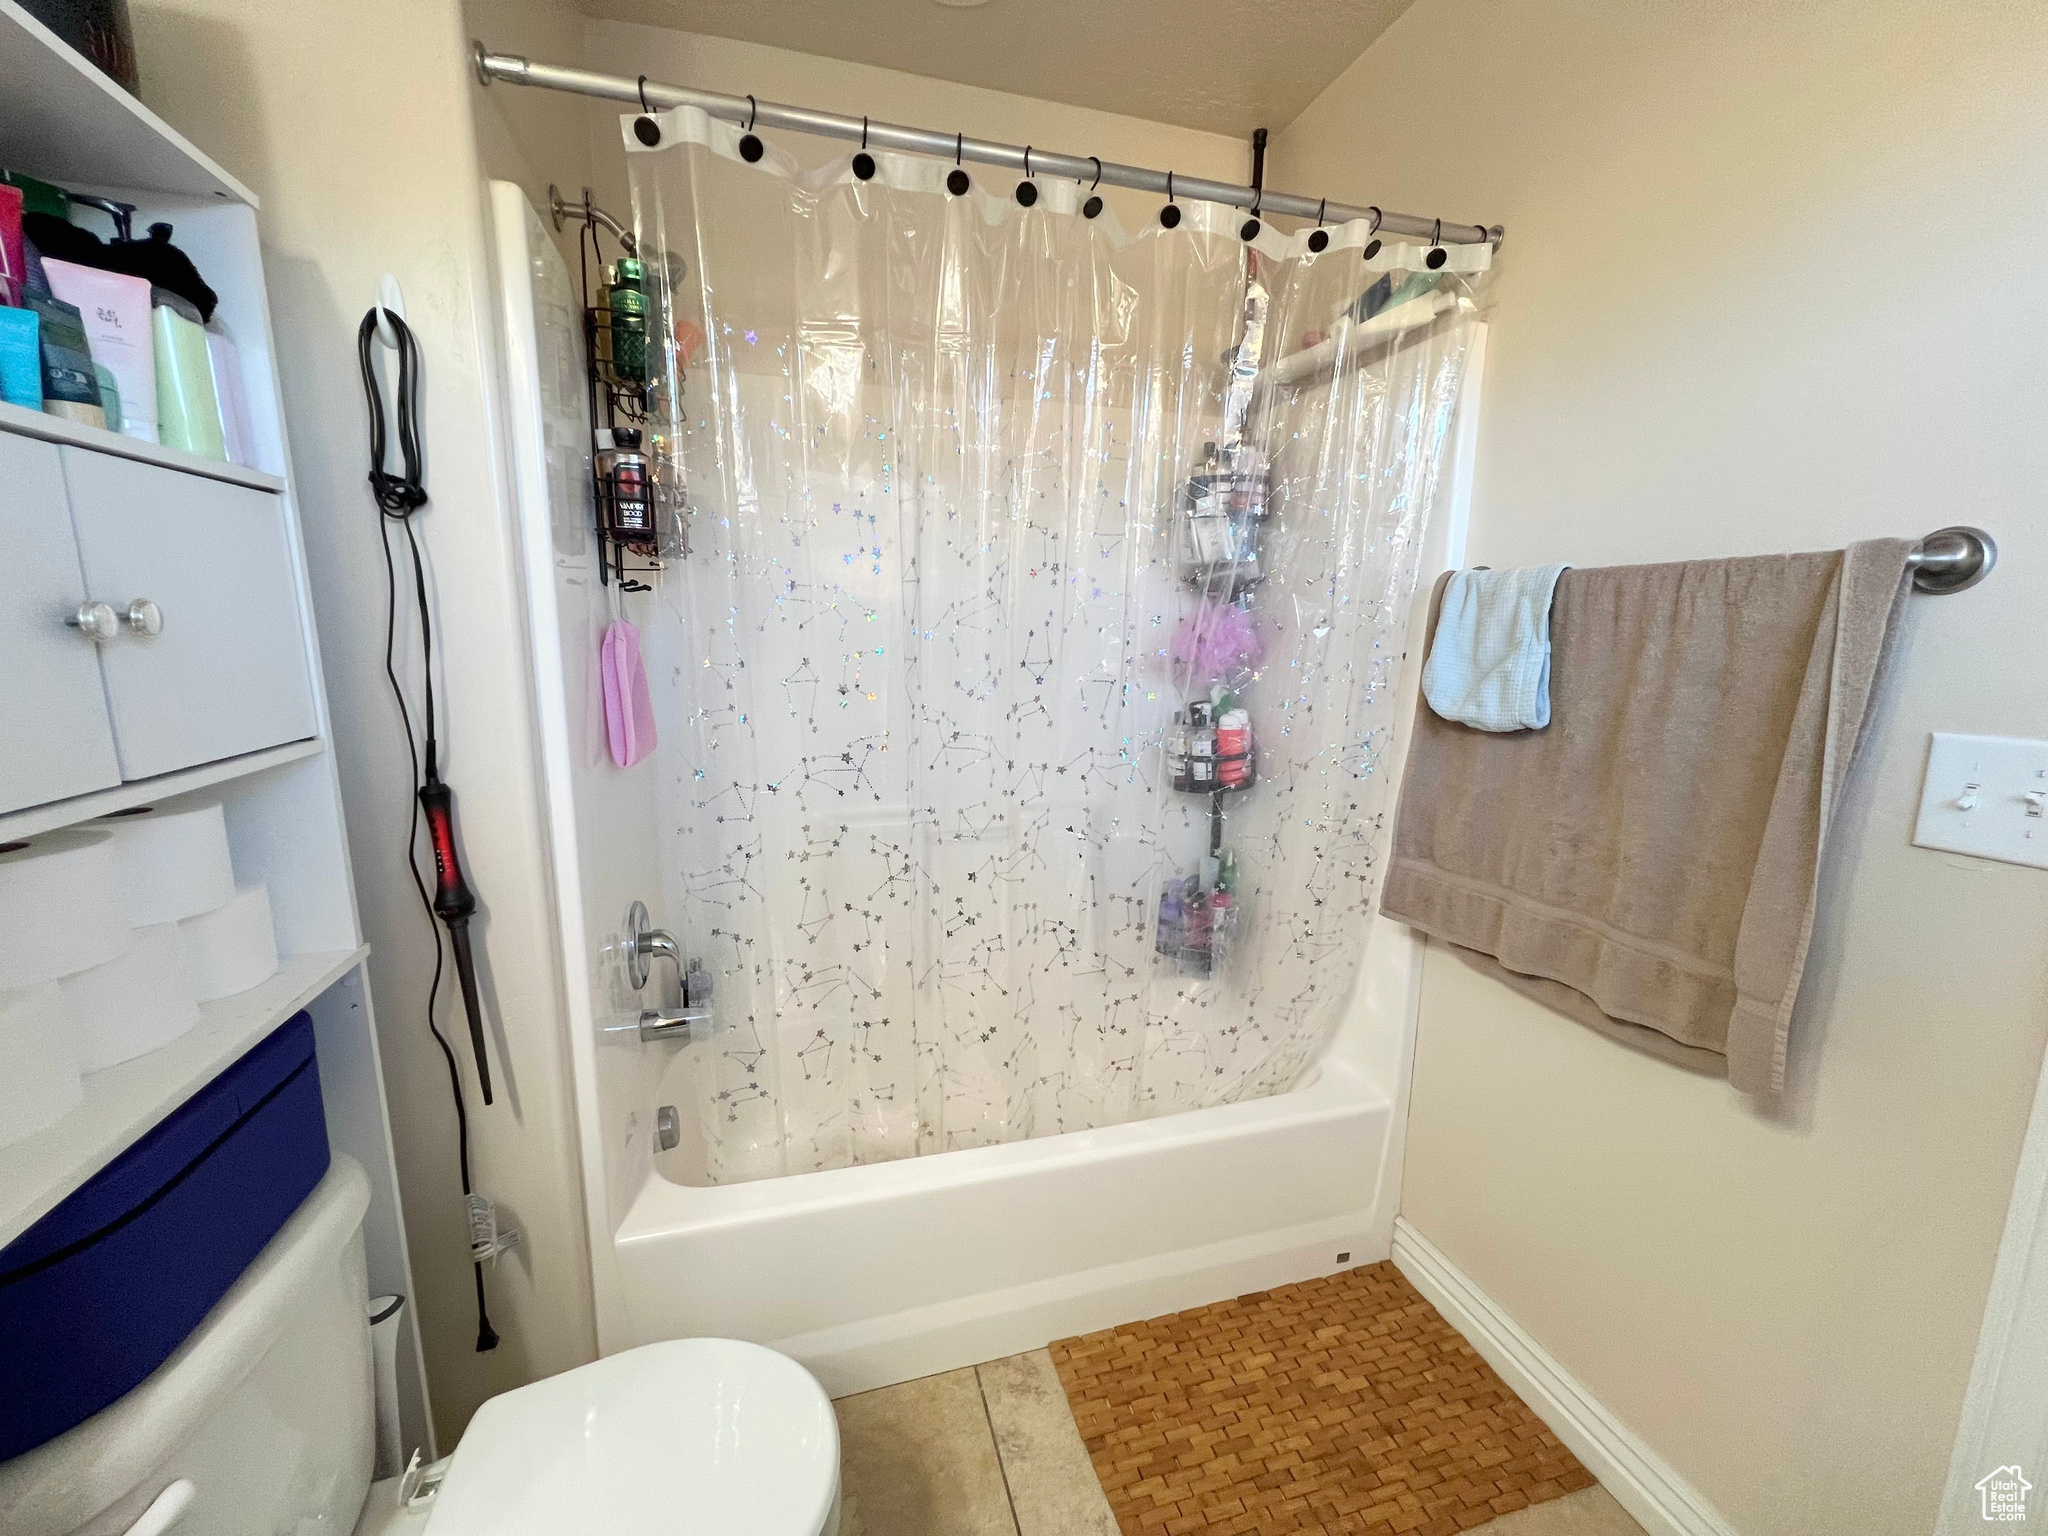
{"left": 1426, "top": 218, "right": 1448, "bottom": 269}
{"left": 1307, "top": 198, "right": 1330, "bottom": 253}
{"left": 852, "top": 116, "right": 876, "bottom": 180}
{"left": 1161, "top": 171, "right": 1182, "bottom": 229}
{"left": 1016, "top": 145, "right": 1039, "bottom": 206}
{"left": 1240, "top": 185, "right": 1263, "bottom": 242}
{"left": 947, "top": 132, "right": 971, "bottom": 195}
{"left": 1362, "top": 206, "right": 1384, "bottom": 260}
{"left": 1082, "top": 157, "right": 1104, "bottom": 220}
{"left": 632, "top": 76, "right": 662, "bottom": 146}
{"left": 738, "top": 94, "right": 764, "bottom": 162}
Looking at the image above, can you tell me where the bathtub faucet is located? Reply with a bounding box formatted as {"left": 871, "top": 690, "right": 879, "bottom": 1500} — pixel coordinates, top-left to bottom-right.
{"left": 623, "top": 899, "right": 696, "bottom": 992}
{"left": 615, "top": 900, "right": 719, "bottom": 1043}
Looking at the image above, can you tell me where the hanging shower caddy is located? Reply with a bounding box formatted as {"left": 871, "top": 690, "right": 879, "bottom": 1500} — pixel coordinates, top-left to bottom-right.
{"left": 1155, "top": 269, "right": 1278, "bottom": 979}
{"left": 550, "top": 184, "right": 680, "bottom": 590}
{"left": 1175, "top": 440, "right": 1272, "bottom": 592}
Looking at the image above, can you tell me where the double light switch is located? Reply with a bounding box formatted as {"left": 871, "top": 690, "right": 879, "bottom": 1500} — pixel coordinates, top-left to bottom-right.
{"left": 1913, "top": 733, "right": 2048, "bottom": 870}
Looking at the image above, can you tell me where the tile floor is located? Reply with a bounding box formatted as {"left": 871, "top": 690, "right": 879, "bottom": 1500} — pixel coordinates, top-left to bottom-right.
{"left": 833, "top": 1350, "right": 1649, "bottom": 1536}
{"left": 836, "top": 1350, "right": 1119, "bottom": 1536}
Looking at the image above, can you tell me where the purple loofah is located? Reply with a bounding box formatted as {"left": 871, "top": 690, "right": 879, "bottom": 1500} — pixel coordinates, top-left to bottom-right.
{"left": 1170, "top": 599, "right": 1264, "bottom": 678}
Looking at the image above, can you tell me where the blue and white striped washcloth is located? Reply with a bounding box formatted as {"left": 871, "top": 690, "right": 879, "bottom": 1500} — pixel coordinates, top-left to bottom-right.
{"left": 1421, "top": 564, "right": 1571, "bottom": 732}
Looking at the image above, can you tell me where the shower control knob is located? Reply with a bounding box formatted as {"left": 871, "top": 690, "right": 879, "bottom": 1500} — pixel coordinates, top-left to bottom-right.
{"left": 123, "top": 598, "right": 163, "bottom": 636}
{"left": 66, "top": 601, "right": 119, "bottom": 643}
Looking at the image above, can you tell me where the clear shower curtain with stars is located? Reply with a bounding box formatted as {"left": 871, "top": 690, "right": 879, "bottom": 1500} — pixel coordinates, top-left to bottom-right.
{"left": 624, "top": 106, "right": 1489, "bottom": 1184}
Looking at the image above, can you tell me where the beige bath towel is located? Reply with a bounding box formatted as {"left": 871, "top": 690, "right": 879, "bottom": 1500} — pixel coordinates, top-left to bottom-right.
{"left": 1380, "top": 540, "right": 1913, "bottom": 1092}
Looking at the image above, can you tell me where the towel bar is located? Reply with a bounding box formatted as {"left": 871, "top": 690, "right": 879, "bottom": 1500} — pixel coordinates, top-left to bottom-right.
{"left": 1908, "top": 525, "right": 1995, "bottom": 594}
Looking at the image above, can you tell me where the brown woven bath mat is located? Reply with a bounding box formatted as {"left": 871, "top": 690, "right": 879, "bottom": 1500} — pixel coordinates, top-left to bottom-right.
{"left": 1050, "top": 1261, "right": 1593, "bottom": 1536}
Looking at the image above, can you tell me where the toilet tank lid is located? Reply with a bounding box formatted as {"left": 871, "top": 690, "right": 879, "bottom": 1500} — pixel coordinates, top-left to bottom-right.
{"left": 423, "top": 1339, "right": 839, "bottom": 1536}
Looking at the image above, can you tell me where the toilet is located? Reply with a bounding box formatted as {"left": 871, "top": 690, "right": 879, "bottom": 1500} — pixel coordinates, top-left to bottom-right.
{"left": 0, "top": 1159, "right": 840, "bottom": 1536}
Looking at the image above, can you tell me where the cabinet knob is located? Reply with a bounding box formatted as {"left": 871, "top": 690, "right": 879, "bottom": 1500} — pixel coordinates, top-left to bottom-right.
{"left": 66, "top": 601, "right": 119, "bottom": 643}
{"left": 123, "top": 598, "right": 163, "bottom": 637}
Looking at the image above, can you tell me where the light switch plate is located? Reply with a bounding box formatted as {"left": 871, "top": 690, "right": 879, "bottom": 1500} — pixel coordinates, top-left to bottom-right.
{"left": 1913, "top": 733, "right": 2048, "bottom": 870}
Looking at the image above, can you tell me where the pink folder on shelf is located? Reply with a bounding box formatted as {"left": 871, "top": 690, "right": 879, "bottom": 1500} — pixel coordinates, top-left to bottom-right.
{"left": 600, "top": 619, "right": 656, "bottom": 768}
{"left": 0, "top": 184, "right": 22, "bottom": 307}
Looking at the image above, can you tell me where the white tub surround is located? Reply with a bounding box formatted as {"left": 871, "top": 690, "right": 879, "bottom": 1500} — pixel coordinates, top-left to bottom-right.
{"left": 620, "top": 1061, "right": 1390, "bottom": 1394}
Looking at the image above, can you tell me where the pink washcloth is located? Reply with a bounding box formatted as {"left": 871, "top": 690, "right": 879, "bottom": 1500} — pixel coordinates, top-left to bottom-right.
{"left": 601, "top": 619, "right": 657, "bottom": 767}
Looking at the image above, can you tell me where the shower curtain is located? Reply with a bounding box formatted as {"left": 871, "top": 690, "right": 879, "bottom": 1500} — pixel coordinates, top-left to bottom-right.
{"left": 623, "top": 108, "right": 1489, "bottom": 1183}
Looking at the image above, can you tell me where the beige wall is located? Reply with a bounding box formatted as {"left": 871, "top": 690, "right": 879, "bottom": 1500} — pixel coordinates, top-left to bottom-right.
{"left": 470, "top": 0, "right": 594, "bottom": 275}
{"left": 1273, "top": 3, "right": 2048, "bottom": 1532}
{"left": 132, "top": 0, "right": 599, "bottom": 1449}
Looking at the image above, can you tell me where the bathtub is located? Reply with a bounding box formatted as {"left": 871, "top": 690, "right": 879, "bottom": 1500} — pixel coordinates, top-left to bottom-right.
{"left": 616, "top": 1056, "right": 1393, "bottom": 1395}
{"left": 490, "top": 179, "right": 1482, "bottom": 1385}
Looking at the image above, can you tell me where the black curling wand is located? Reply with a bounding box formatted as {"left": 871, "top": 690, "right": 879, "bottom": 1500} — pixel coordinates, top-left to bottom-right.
{"left": 360, "top": 305, "right": 501, "bottom": 1351}
{"left": 420, "top": 753, "right": 492, "bottom": 1105}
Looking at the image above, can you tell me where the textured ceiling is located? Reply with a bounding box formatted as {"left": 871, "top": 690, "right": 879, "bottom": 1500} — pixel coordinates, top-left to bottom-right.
{"left": 575, "top": 0, "right": 1417, "bottom": 138}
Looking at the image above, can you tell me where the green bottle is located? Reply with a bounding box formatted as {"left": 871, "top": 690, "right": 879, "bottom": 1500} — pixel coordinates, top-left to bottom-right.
{"left": 610, "top": 256, "right": 648, "bottom": 384}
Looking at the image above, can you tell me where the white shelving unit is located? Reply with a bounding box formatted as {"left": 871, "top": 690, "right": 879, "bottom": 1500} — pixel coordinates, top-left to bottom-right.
{"left": 0, "top": 0, "right": 433, "bottom": 1466}
{"left": 0, "top": 396, "right": 286, "bottom": 491}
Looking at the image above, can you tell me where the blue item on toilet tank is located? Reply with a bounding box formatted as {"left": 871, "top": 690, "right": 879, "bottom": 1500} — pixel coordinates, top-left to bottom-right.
{"left": 0, "top": 1011, "right": 330, "bottom": 1462}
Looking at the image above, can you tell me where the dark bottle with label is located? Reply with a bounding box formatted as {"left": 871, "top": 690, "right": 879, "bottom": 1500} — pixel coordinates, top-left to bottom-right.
{"left": 1188, "top": 700, "right": 1216, "bottom": 788}
{"left": 599, "top": 427, "right": 654, "bottom": 545}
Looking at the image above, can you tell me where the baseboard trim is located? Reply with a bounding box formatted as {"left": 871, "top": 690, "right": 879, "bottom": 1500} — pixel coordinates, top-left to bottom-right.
{"left": 1391, "top": 1218, "right": 1738, "bottom": 1536}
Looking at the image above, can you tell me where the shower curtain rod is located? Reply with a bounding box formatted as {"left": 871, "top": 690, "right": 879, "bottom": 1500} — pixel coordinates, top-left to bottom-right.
{"left": 473, "top": 45, "right": 1503, "bottom": 247}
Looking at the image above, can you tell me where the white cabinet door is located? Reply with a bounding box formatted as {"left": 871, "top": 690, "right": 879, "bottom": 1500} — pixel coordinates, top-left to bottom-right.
{"left": 60, "top": 448, "right": 317, "bottom": 781}
{"left": 0, "top": 434, "right": 122, "bottom": 814}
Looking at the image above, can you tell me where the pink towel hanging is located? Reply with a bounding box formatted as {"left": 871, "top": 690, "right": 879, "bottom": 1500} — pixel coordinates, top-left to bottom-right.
{"left": 600, "top": 619, "right": 656, "bottom": 768}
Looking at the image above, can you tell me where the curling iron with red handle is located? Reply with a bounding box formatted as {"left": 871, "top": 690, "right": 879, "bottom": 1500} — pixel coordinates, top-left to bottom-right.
{"left": 419, "top": 772, "right": 493, "bottom": 1105}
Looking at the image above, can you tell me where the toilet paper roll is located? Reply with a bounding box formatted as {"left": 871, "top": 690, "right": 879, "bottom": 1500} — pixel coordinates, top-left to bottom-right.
{"left": 0, "top": 984, "right": 85, "bottom": 1149}
{"left": 0, "top": 832, "right": 134, "bottom": 992}
{"left": 60, "top": 922, "right": 201, "bottom": 1073}
{"left": 178, "top": 884, "right": 278, "bottom": 1002}
{"left": 100, "top": 802, "right": 237, "bottom": 927}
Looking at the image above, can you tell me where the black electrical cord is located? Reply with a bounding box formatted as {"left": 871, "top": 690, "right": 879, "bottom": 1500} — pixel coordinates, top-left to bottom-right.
{"left": 357, "top": 307, "right": 499, "bottom": 1353}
